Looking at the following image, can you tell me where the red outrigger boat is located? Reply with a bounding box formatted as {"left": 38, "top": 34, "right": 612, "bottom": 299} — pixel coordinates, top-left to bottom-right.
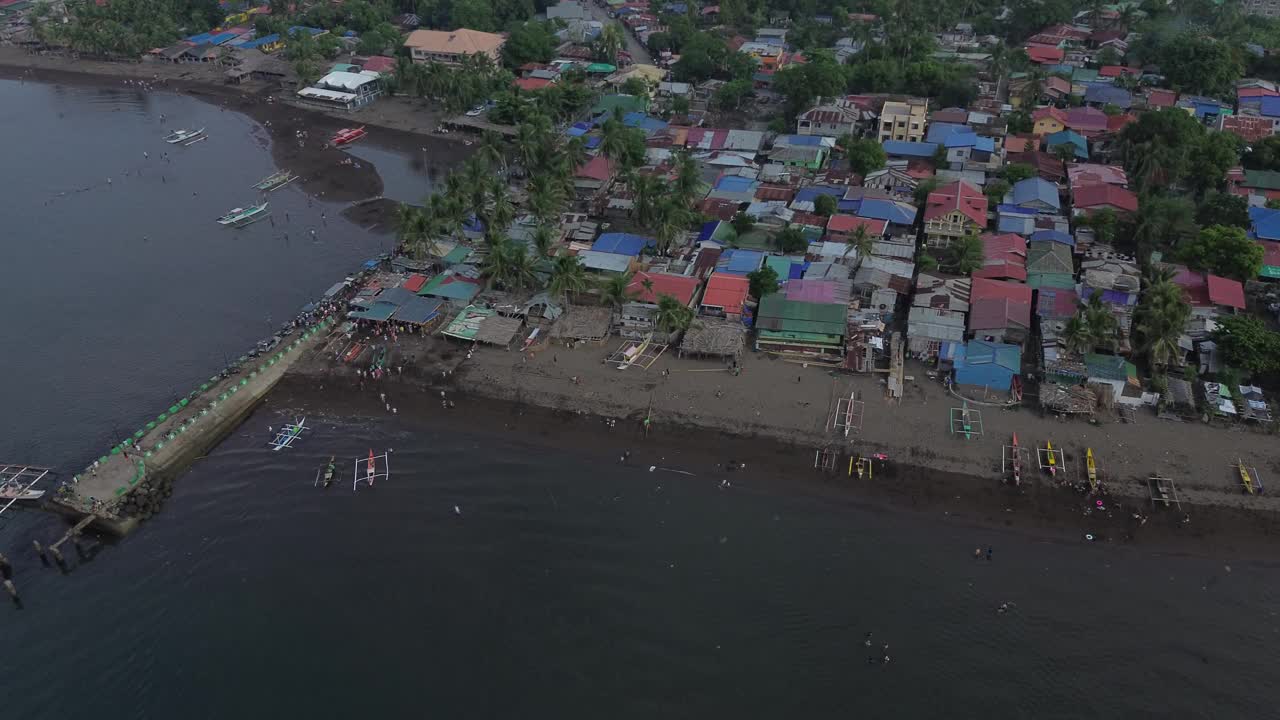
{"left": 331, "top": 126, "right": 367, "bottom": 146}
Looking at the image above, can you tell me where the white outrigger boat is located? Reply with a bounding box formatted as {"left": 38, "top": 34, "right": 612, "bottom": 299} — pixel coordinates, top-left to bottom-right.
{"left": 165, "top": 127, "right": 206, "bottom": 144}
{"left": 0, "top": 480, "right": 45, "bottom": 502}
{"left": 252, "top": 170, "right": 297, "bottom": 192}
{"left": 217, "top": 202, "right": 270, "bottom": 227}
{"left": 353, "top": 449, "right": 390, "bottom": 492}
{"left": 267, "top": 418, "right": 307, "bottom": 451}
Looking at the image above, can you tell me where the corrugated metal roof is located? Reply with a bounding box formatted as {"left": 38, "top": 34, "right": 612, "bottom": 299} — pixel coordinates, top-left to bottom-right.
{"left": 756, "top": 295, "right": 846, "bottom": 335}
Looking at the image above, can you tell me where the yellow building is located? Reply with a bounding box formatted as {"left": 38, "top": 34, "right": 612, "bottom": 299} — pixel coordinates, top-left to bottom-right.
{"left": 878, "top": 98, "right": 928, "bottom": 143}
{"left": 1031, "top": 107, "right": 1066, "bottom": 136}
{"left": 404, "top": 28, "right": 506, "bottom": 66}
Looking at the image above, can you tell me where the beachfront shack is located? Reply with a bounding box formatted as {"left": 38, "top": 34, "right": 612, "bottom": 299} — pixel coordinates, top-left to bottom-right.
{"left": 298, "top": 70, "right": 383, "bottom": 110}
{"left": 950, "top": 339, "right": 1021, "bottom": 392}
{"left": 754, "top": 294, "right": 846, "bottom": 362}
{"left": 617, "top": 271, "right": 702, "bottom": 340}
{"left": 441, "top": 305, "right": 523, "bottom": 347}
{"left": 699, "top": 273, "right": 750, "bottom": 321}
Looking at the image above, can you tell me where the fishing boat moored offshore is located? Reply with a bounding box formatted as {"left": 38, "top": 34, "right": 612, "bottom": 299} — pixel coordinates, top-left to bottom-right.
{"left": 216, "top": 202, "right": 270, "bottom": 227}
{"left": 164, "top": 127, "right": 206, "bottom": 144}
{"left": 252, "top": 170, "right": 297, "bottom": 192}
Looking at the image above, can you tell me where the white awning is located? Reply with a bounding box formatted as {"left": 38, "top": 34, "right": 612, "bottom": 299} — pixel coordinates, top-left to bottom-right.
{"left": 298, "top": 87, "right": 358, "bottom": 102}
{"left": 315, "top": 70, "right": 379, "bottom": 91}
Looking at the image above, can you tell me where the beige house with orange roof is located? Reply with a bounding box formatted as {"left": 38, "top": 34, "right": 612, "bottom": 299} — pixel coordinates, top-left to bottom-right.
{"left": 404, "top": 29, "right": 505, "bottom": 66}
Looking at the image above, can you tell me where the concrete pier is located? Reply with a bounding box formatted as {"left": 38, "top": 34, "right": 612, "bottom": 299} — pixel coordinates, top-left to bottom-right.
{"left": 50, "top": 317, "right": 338, "bottom": 536}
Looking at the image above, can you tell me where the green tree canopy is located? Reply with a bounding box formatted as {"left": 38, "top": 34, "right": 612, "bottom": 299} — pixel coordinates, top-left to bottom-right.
{"left": 813, "top": 194, "right": 838, "bottom": 217}
{"left": 1213, "top": 315, "right": 1280, "bottom": 375}
{"left": 747, "top": 266, "right": 779, "bottom": 300}
{"left": 1177, "top": 225, "right": 1264, "bottom": 281}
{"left": 503, "top": 21, "right": 558, "bottom": 66}
{"left": 1195, "top": 191, "right": 1250, "bottom": 229}
{"left": 841, "top": 136, "right": 887, "bottom": 176}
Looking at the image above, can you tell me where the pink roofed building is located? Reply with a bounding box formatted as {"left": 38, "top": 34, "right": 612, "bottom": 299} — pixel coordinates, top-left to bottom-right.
{"left": 1064, "top": 107, "right": 1108, "bottom": 136}
{"left": 825, "top": 214, "right": 887, "bottom": 242}
{"left": 1068, "top": 163, "right": 1128, "bottom": 189}
{"left": 1072, "top": 184, "right": 1138, "bottom": 215}
{"left": 1171, "top": 266, "right": 1245, "bottom": 318}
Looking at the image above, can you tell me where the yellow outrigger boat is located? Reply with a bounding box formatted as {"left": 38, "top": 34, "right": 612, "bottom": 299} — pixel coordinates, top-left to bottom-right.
{"left": 1045, "top": 440, "right": 1058, "bottom": 477}
{"left": 1086, "top": 448, "right": 1098, "bottom": 491}
{"left": 1239, "top": 459, "right": 1256, "bottom": 495}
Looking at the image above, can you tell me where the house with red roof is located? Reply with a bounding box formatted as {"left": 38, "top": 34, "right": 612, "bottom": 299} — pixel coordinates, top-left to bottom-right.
{"left": 1071, "top": 184, "right": 1138, "bottom": 215}
{"left": 1143, "top": 88, "right": 1178, "bottom": 109}
{"left": 514, "top": 77, "right": 553, "bottom": 91}
{"left": 1220, "top": 114, "right": 1278, "bottom": 144}
{"left": 1098, "top": 65, "right": 1139, "bottom": 78}
{"left": 825, "top": 214, "right": 887, "bottom": 242}
{"left": 1032, "top": 107, "right": 1067, "bottom": 136}
{"left": 618, "top": 271, "right": 703, "bottom": 338}
{"left": 1068, "top": 163, "right": 1128, "bottom": 189}
{"left": 1064, "top": 107, "right": 1108, "bottom": 135}
{"left": 699, "top": 272, "right": 750, "bottom": 320}
{"left": 968, "top": 277, "right": 1033, "bottom": 344}
{"left": 360, "top": 55, "right": 396, "bottom": 74}
{"left": 974, "top": 233, "right": 1028, "bottom": 282}
{"left": 1106, "top": 113, "right": 1136, "bottom": 134}
{"left": 573, "top": 155, "right": 616, "bottom": 197}
{"left": 1024, "top": 44, "right": 1065, "bottom": 65}
{"left": 1171, "top": 266, "right": 1245, "bottom": 319}
{"left": 924, "top": 181, "right": 988, "bottom": 248}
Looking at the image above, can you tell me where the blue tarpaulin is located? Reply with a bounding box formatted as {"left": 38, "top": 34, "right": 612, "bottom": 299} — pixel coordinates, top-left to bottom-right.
{"left": 592, "top": 232, "right": 652, "bottom": 256}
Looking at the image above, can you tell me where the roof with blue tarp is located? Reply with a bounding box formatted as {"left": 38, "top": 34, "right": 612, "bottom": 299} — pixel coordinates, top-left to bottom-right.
{"left": 1045, "top": 130, "right": 1088, "bottom": 159}
{"left": 953, "top": 339, "right": 1021, "bottom": 390}
{"left": 998, "top": 214, "right": 1035, "bottom": 234}
{"left": 394, "top": 296, "right": 444, "bottom": 325}
{"left": 207, "top": 31, "right": 241, "bottom": 45}
{"left": 1030, "top": 229, "right": 1073, "bottom": 246}
{"left": 1250, "top": 206, "right": 1280, "bottom": 241}
{"left": 926, "top": 123, "right": 971, "bottom": 144}
{"left": 699, "top": 220, "right": 737, "bottom": 243}
{"left": 186, "top": 31, "right": 216, "bottom": 43}
{"left": 717, "top": 249, "right": 765, "bottom": 275}
{"left": 622, "top": 112, "right": 669, "bottom": 133}
{"left": 775, "top": 134, "right": 827, "bottom": 147}
{"left": 1262, "top": 96, "right": 1280, "bottom": 118}
{"left": 945, "top": 134, "right": 995, "bottom": 152}
{"left": 592, "top": 232, "right": 653, "bottom": 256}
{"left": 715, "top": 175, "right": 756, "bottom": 192}
{"left": 794, "top": 186, "right": 846, "bottom": 204}
{"left": 996, "top": 203, "right": 1037, "bottom": 216}
{"left": 1082, "top": 83, "right": 1132, "bottom": 108}
{"left": 765, "top": 255, "right": 800, "bottom": 279}
{"left": 584, "top": 136, "right": 602, "bottom": 149}
{"left": 240, "top": 33, "right": 280, "bottom": 49}
{"left": 882, "top": 140, "right": 939, "bottom": 159}
{"left": 565, "top": 122, "right": 591, "bottom": 137}
{"left": 857, "top": 198, "right": 917, "bottom": 226}
{"left": 1008, "top": 177, "right": 1060, "bottom": 211}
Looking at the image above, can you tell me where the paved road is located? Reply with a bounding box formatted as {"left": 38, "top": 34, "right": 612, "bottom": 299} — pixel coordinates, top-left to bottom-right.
{"left": 586, "top": 1, "right": 654, "bottom": 65}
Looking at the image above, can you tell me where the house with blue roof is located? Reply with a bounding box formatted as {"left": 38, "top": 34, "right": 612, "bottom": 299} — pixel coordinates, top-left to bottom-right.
{"left": 1082, "top": 83, "right": 1132, "bottom": 109}
{"left": 707, "top": 174, "right": 758, "bottom": 203}
{"left": 717, "top": 249, "right": 766, "bottom": 275}
{"left": 996, "top": 204, "right": 1037, "bottom": 236}
{"left": 592, "top": 232, "right": 654, "bottom": 256}
{"left": 1005, "top": 177, "right": 1060, "bottom": 214}
{"left": 1045, "top": 130, "right": 1088, "bottom": 160}
{"left": 791, "top": 185, "right": 846, "bottom": 212}
{"left": 857, "top": 198, "right": 918, "bottom": 241}
{"left": 1249, "top": 206, "right": 1280, "bottom": 241}
{"left": 882, "top": 140, "right": 939, "bottom": 160}
{"left": 1029, "top": 229, "right": 1073, "bottom": 246}
{"left": 950, "top": 339, "right": 1021, "bottom": 391}
{"left": 1261, "top": 96, "right": 1280, "bottom": 119}
{"left": 622, "top": 112, "right": 668, "bottom": 136}
{"left": 943, "top": 131, "right": 997, "bottom": 171}
{"left": 926, "top": 123, "right": 972, "bottom": 144}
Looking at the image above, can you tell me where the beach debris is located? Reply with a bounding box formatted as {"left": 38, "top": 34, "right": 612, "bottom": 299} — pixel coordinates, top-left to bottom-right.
{"left": 453, "top": 505, "right": 461, "bottom": 515}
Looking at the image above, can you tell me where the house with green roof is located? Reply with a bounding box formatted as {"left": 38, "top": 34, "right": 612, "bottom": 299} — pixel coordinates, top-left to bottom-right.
{"left": 754, "top": 295, "right": 847, "bottom": 360}
{"left": 1085, "top": 353, "right": 1145, "bottom": 406}
{"left": 593, "top": 94, "right": 648, "bottom": 117}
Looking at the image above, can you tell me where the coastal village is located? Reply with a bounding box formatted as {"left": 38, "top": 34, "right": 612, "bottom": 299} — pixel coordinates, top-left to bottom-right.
{"left": 13, "top": 0, "right": 1280, "bottom": 540}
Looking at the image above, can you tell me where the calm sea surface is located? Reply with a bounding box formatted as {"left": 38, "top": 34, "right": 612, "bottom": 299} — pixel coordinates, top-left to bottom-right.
{"left": 0, "top": 79, "right": 1277, "bottom": 719}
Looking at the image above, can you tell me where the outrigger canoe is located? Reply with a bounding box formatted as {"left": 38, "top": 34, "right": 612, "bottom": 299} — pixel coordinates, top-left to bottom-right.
{"left": 1240, "top": 459, "right": 1256, "bottom": 495}
{"left": 1086, "top": 448, "right": 1098, "bottom": 491}
{"left": 165, "top": 127, "right": 205, "bottom": 144}
{"left": 216, "top": 202, "right": 270, "bottom": 227}
{"left": 1045, "top": 440, "right": 1057, "bottom": 477}
{"left": 1011, "top": 433, "right": 1022, "bottom": 486}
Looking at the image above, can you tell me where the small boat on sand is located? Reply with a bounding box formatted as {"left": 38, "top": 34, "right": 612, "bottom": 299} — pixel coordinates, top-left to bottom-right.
{"left": 252, "top": 170, "right": 297, "bottom": 192}
{"left": 1086, "top": 448, "right": 1098, "bottom": 491}
{"left": 1045, "top": 440, "right": 1057, "bottom": 477}
{"left": 1239, "top": 459, "right": 1259, "bottom": 495}
{"left": 314, "top": 457, "right": 337, "bottom": 488}
{"left": 331, "top": 126, "right": 367, "bottom": 146}
{"left": 165, "top": 127, "right": 206, "bottom": 144}
{"left": 216, "top": 202, "right": 270, "bottom": 227}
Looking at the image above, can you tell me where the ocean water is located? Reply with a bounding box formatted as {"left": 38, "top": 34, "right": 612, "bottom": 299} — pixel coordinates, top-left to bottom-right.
{"left": 1, "top": 411, "right": 1276, "bottom": 718}
{"left": 0, "top": 79, "right": 1277, "bottom": 718}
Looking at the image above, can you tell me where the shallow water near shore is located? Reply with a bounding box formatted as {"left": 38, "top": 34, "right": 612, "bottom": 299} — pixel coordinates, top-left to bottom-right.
{"left": 0, "top": 77, "right": 1278, "bottom": 716}
{"left": 3, "top": 410, "right": 1278, "bottom": 717}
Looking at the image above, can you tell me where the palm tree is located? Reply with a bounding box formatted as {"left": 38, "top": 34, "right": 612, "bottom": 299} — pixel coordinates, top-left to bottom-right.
{"left": 527, "top": 177, "right": 564, "bottom": 226}
{"left": 673, "top": 152, "right": 701, "bottom": 204}
{"left": 948, "top": 232, "right": 985, "bottom": 274}
{"left": 515, "top": 121, "right": 543, "bottom": 174}
{"left": 395, "top": 203, "right": 421, "bottom": 249}
{"left": 655, "top": 294, "right": 695, "bottom": 334}
{"left": 597, "top": 24, "right": 624, "bottom": 63}
{"left": 652, "top": 200, "right": 692, "bottom": 256}
{"left": 488, "top": 178, "right": 515, "bottom": 233}
{"left": 601, "top": 118, "right": 628, "bottom": 162}
{"left": 1134, "top": 281, "right": 1191, "bottom": 368}
{"left": 481, "top": 237, "right": 513, "bottom": 288}
{"left": 630, "top": 173, "right": 661, "bottom": 227}
{"left": 1082, "top": 293, "right": 1118, "bottom": 351}
{"left": 563, "top": 137, "right": 589, "bottom": 172}
{"left": 477, "top": 131, "right": 507, "bottom": 177}
{"left": 505, "top": 245, "right": 539, "bottom": 291}
{"left": 600, "top": 271, "right": 636, "bottom": 310}
{"left": 1061, "top": 315, "right": 1091, "bottom": 356}
{"left": 532, "top": 224, "right": 556, "bottom": 259}
{"left": 548, "top": 254, "right": 590, "bottom": 301}
{"left": 843, "top": 225, "right": 874, "bottom": 263}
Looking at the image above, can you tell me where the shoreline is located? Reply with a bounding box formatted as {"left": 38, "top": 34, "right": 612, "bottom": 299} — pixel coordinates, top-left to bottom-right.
{"left": 0, "top": 47, "right": 474, "bottom": 221}
{"left": 268, "top": 370, "right": 1280, "bottom": 560}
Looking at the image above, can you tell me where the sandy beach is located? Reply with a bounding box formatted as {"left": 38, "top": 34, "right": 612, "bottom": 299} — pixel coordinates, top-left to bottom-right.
{"left": 280, "top": 322, "right": 1280, "bottom": 556}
